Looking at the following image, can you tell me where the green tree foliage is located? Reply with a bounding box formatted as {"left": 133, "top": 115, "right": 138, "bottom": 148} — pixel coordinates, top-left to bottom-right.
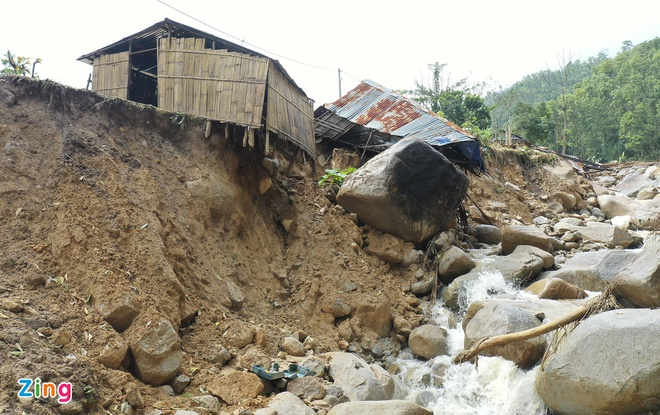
{"left": 405, "top": 62, "right": 491, "bottom": 131}
{"left": 1, "top": 50, "right": 41, "bottom": 77}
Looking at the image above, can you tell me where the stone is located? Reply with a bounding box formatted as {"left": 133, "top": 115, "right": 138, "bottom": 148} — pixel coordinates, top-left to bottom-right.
{"left": 512, "top": 245, "right": 555, "bottom": 270}
{"left": 490, "top": 251, "right": 545, "bottom": 286}
{"left": 173, "top": 411, "right": 200, "bottom": 415}
{"left": 554, "top": 191, "right": 577, "bottom": 211}
{"left": 337, "top": 137, "right": 469, "bottom": 244}
{"left": 321, "top": 296, "right": 352, "bottom": 318}
{"left": 437, "top": 246, "right": 476, "bottom": 285}
{"left": 223, "top": 325, "right": 254, "bottom": 349}
{"left": 281, "top": 337, "right": 305, "bottom": 357}
{"left": 408, "top": 324, "right": 449, "bottom": 360}
{"left": 410, "top": 278, "right": 434, "bottom": 296}
{"left": 97, "top": 334, "right": 129, "bottom": 369}
{"left": 353, "top": 299, "right": 392, "bottom": 338}
{"left": 2, "top": 299, "right": 23, "bottom": 312}
{"left": 472, "top": 224, "right": 502, "bottom": 244}
{"left": 328, "top": 400, "right": 433, "bottom": 415}
{"left": 613, "top": 170, "right": 655, "bottom": 197}
{"left": 597, "top": 194, "right": 640, "bottom": 218}
{"left": 441, "top": 272, "right": 481, "bottom": 312}
{"left": 95, "top": 293, "right": 138, "bottom": 332}
{"left": 630, "top": 198, "right": 660, "bottom": 230}
{"left": 126, "top": 386, "right": 145, "bottom": 409}
{"left": 287, "top": 376, "right": 327, "bottom": 400}
{"left": 501, "top": 225, "right": 554, "bottom": 255}
{"left": 612, "top": 239, "right": 660, "bottom": 307}
{"left": 524, "top": 278, "right": 587, "bottom": 300}
{"left": 637, "top": 187, "right": 658, "bottom": 200}
{"left": 463, "top": 302, "right": 545, "bottom": 368}
{"left": 370, "top": 364, "right": 395, "bottom": 399}
{"left": 59, "top": 400, "right": 84, "bottom": 415}
{"left": 254, "top": 391, "right": 315, "bottom": 415}
{"left": 536, "top": 309, "right": 660, "bottom": 415}
{"left": 171, "top": 374, "right": 191, "bottom": 395}
{"left": 325, "top": 352, "right": 387, "bottom": 401}
{"left": 191, "top": 395, "right": 220, "bottom": 413}
{"left": 539, "top": 249, "right": 637, "bottom": 291}
{"left": 393, "top": 315, "right": 413, "bottom": 337}
{"left": 207, "top": 370, "right": 264, "bottom": 404}
{"left": 205, "top": 344, "right": 231, "bottom": 366}
{"left": 225, "top": 281, "right": 245, "bottom": 310}
{"left": 363, "top": 229, "right": 404, "bottom": 264}
{"left": 129, "top": 320, "right": 182, "bottom": 386}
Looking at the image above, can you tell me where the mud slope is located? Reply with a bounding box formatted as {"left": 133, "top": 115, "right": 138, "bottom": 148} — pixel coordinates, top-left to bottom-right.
{"left": 0, "top": 76, "right": 429, "bottom": 413}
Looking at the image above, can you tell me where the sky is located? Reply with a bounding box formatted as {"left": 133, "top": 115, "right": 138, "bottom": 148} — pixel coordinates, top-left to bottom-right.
{"left": 1, "top": 0, "right": 658, "bottom": 106}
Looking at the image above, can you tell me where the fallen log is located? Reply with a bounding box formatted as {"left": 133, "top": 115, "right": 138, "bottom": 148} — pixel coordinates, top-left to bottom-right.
{"left": 452, "top": 285, "right": 620, "bottom": 365}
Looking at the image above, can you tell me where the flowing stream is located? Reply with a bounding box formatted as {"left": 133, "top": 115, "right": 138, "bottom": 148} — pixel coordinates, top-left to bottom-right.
{"left": 393, "top": 253, "right": 548, "bottom": 414}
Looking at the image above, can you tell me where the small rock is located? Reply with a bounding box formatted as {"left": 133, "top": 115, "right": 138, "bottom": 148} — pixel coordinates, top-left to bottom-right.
{"left": 207, "top": 370, "right": 264, "bottom": 404}
{"left": 96, "top": 294, "right": 138, "bottom": 332}
{"left": 171, "top": 374, "right": 191, "bottom": 394}
{"left": 129, "top": 320, "right": 182, "bottom": 386}
{"left": 191, "top": 395, "right": 220, "bottom": 412}
{"left": 2, "top": 299, "right": 23, "bottom": 313}
{"left": 281, "top": 337, "right": 305, "bottom": 357}
{"left": 126, "top": 386, "right": 145, "bottom": 409}
{"left": 155, "top": 385, "right": 175, "bottom": 396}
{"left": 206, "top": 345, "right": 231, "bottom": 366}
{"left": 408, "top": 324, "right": 449, "bottom": 359}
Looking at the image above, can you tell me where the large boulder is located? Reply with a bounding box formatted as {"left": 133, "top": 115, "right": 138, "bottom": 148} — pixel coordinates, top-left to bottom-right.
{"left": 207, "top": 370, "right": 264, "bottom": 404}
{"left": 437, "top": 246, "right": 476, "bottom": 285}
{"left": 337, "top": 138, "right": 469, "bottom": 245}
{"left": 596, "top": 194, "right": 640, "bottom": 218}
{"left": 328, "top": 400, "right": 433, "bottom": 415}
{"left": 613, "top": 169, "right": 656, "bottom": 197}
{"left": 539, "top": 249, "right": 638, "bottom": 291}
{"left": 630, "top": 198, "right": 660, "bottom": 230}
{"left": 324, "top": 352, "right": 388, "bottom": 401}
{"left": 612, "top": 239, "right": 660, "bottom": 307}
{"left": 536, "top": 309, "right": 660, "bottom": 415}
{"left": 463, "top": 302, "right": 546, "bottom": 368}
{"left": 408, "top": 324, "right": 449, "bottom": 359}
{"left": 501, "top": 225, "right": 554, "bottom": 255}
{"left": 553, "top": 220, "right": 635, "bottom": 248}
{"left": 129, "top": 319, "right": 182, "bottom": 386}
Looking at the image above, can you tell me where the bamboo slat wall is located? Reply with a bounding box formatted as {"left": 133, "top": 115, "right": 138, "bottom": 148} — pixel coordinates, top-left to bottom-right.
{"left": 158, "top": 38, "right": 268, "bottom": 128}
{"left": 266, "top": 60, "right": 316, "bottom": 157}
{"left": 93, "top": 52, "right": 129, "bottom": 99}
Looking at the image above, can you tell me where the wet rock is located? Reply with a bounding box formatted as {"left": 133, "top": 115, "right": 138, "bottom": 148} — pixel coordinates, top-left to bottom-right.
{"left": 630, "top": 198, "right": 660, "bottom": 230}
{"left": 524, "top": 278, "right": 587, "bottom": 300}
{"left": 408, "top": 324, "right": 449, "bottom": 360}
{"left": 410, "top": 278, "right": 434, "bottom": 296}
{"left": 254, "top": 391, "right": 315, "bottom": 415}
{"left": 536, "top": 309, "right": 660, "bottom": 415}
{"left": 328, "top": 400, "right": 433, "bottom": 415}
{"left": 437, "top": 246, "right": 476, "bottom": 285}
{"left": 287, "top": 376, "right": 328, "bottom": 400}
{"left": 472, "top": 224, "right": 502, "bottom": 244}
{"left": 281, "top": 336, "right": 305, "bottom": 357}
{"left": 325, "top": 352, "right": 388, "bottom": 401}
{"left": 597, "top": 194, "right": 640, "bottom": 218}
{"left": 370, "top": 363, "right": 395, "bottom": 399}
{"left": 354, "top": 299, "right": 392, "bottom": 338}
{"left": 512, "top": 245, "right": 554, "bottom": 269}
{"left": 207, "top": 370, "right": 264, "bottom": 404}
{"left": 442, "top": 272, "right": 481, "bottom": 312}
{"left": 501, "top": 225, "right": 554, "bottom": 255}
{"left": 612, "top": 239, "right": 660, "bottom": 307}
{"left": 96, "top": 293, "right": 138, "bottom": 332}
{"left": 464, "top": 302, "right": 545, "bottom": 368}
{"left": 363, "top": 229, "right": 404, "bottom": 264}
{"left": 337, "top": 137, "right": 469, "bottom": 245}
{"left": 490, "top": 250, "right": 544, "bottom": 286}
{"left": 129, "top": 320, "right": 182, "bottom": 386}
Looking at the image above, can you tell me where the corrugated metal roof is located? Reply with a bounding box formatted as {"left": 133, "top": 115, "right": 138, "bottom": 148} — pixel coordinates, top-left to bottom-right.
{"left": 318, "top": 79, "right": 475, "bottom": 146}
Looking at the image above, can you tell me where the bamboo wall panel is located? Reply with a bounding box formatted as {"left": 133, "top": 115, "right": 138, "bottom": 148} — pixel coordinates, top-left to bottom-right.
{"left": 266, "top": 60, "right": 315, "bottom": 156}
{"left": 158, "top": 38, "right": 268, "bottom": 127}
{"left": 92, "top": 52, "right": 129, "bottom": 99}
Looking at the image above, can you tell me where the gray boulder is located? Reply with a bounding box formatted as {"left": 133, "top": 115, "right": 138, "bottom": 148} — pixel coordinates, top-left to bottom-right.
{"left": 630, "top": 198, "right": 660, "bottom": 230}
{"left": 613, "top": 170, "right": 656, "bottom": 197}
{"left": 463, "top": 302, "right": 546, "bottom": 368}
{"left": 325, "top": 352, "right": 387, "bottom": 401}
{"left": 328, "top": 400, "right": 433, "bottom": 415}
{"left": 553, "top": 220, "right": 634, "bottom": 248}
{"left": 512, "top": 245, "right": 554, "bottom": 269}
{"left": 472, "top": 224, "right": 502, "bottom": 244}
{"left": 597, "top": 194, "right": 640, "bottom": 218}
{"left": 536, "top": 308, "right": 660, "bottom": 415}
{"left": 337, "top": 138, "right": 469, "bottom": 245}
{"left": 613, "top": 239, "right": 660, "bottom": 307}
{"left": 437, "top": 246, "right": 476, "bottom": 285}
{"left": 254, "top": 391, "right": 315, "bottom": 415}
{"left": 539, "top": 249, "right": 638, "bottom": 291}
{"left": 408, "top": 324, "right": 449, "bottom": 359}
{"left": 490, "top": 251, "right": 545, "bottom": 286}
{"left": 501, "top": 225, "right": 554, "bottom": 255}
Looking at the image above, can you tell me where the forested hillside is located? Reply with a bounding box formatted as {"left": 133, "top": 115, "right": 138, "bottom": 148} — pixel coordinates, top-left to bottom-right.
{"left": 489, "top": 38, "right": 660, "bottom": 162}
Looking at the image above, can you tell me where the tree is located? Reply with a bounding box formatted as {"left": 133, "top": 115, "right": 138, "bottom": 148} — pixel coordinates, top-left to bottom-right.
{"left": 1, "top": 50, "right": 41, "bottom": 78}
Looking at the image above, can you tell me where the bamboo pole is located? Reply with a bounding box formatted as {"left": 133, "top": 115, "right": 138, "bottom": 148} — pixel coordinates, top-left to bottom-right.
{"left": 452, "top": 286, "right": 621, "bottom": 365}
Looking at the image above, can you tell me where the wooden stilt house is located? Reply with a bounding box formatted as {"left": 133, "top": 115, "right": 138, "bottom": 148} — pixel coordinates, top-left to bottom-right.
{"left": 78, "top": 18, "right": 316, "bottom": 159}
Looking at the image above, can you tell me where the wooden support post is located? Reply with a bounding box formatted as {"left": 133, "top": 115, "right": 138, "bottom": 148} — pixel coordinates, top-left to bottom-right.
{"left": 265, "top": 130, "right": 270, "bottom": 155}
{"left": 248, "top": 127, "right": 255, "bottom": 149}
{"left": 204, "top": 120, "right": 212, "bottom": 139}
{"left": 242, "top": 127, "right": 248, "bottom": 147}
{"left": 224, "top": 123, "right": 229, "bottom": 140}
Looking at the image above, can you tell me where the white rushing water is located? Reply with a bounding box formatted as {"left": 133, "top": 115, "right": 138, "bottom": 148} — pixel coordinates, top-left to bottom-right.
{"left": 394, "top": 263, "right": 548, "bottom": 414}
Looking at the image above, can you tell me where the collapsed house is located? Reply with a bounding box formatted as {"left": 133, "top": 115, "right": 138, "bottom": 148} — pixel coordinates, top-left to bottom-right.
{"left": 314, "top": 79, "right": 484, "bottom": 173}
{"left": 77, "top": 18, "right": 316, "bottom": 160}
